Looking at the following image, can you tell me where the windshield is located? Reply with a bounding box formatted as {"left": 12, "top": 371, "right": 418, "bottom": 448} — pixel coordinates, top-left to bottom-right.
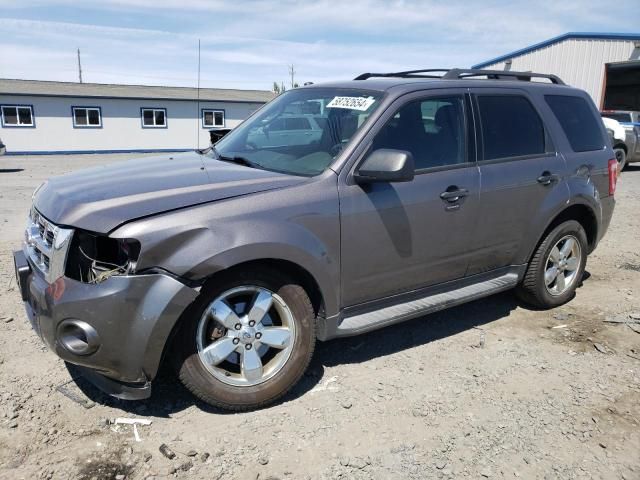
{"left": 214, "top": 88, "right": 384, "bottom": 176}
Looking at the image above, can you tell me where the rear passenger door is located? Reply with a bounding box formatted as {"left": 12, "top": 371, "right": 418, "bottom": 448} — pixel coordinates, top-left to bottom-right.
{"left": 467, "top": 89, "right": 569, "bottom": 275}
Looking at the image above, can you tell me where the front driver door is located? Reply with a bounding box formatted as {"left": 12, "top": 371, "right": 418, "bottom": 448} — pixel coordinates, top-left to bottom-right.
{"left": 339, "top": 91, "right": 481, "bottom": 307}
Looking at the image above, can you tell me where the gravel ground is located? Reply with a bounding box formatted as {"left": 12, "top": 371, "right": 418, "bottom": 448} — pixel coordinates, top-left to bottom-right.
{"left": 0, "top": 154, "right": 639, "bottom": 480}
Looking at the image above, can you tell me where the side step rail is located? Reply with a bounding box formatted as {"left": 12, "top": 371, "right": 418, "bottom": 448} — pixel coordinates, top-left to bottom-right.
{"left": 335, "top": 272, "right": 519, "bottom": 337}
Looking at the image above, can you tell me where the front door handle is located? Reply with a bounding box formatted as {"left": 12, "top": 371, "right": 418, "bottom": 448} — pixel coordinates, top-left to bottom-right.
{"left": 440, "top": 187, "right": 469, "bottom": 203}
{"left": 537, "top": 171, "right": 559, "bottom": 186}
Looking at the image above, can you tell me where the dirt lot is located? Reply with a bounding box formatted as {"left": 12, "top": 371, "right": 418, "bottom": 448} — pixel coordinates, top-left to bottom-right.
{"left": 0, "top": 154, "right": 639, "bottom": 480}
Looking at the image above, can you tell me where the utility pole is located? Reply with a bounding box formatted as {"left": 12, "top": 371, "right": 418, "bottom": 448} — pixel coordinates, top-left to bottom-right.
{"left": 196, "top": 39, "right": 201, "bottom": 150}
{"left": 288, "top": 64, "right": 295, "bottom": 89}
{"left": 77, "top": 48, "right": 83, "bottom": 83}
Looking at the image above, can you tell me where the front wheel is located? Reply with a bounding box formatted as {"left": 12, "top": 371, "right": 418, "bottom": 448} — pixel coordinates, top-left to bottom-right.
{"left": 174, "top": 268, "right": 316, "bottom": 411}
{"left": 614, "top": 147, "right": 626, "bottom": 173}
{"left": 516, "top": 220, "right": 588, "bottom": 309}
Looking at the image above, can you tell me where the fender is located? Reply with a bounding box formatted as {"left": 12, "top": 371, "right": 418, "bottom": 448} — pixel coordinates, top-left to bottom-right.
{"left": 520, "top": 187, "right": 602, "bottom": 264}
{"left": 111, "top": 175, "right": 342, "bottom": 317}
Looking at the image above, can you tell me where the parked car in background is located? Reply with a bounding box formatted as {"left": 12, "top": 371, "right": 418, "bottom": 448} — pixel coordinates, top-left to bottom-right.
{"left": 208, "top": 128, "right": 233, "bottom": 145}
{"left": 602, "top": 117, "right": 628, "bottom": 171}
{"left": 14, "top": 68, "right": 617, "bottom": 411}
{"left": 601, "top": 110, "right": 640, "bottom": 167}
{"left": 0, "top": 137, "right": 5, "bottom": 155}
{"left": 247, "top": 114, "right": 325, "bottom": 149}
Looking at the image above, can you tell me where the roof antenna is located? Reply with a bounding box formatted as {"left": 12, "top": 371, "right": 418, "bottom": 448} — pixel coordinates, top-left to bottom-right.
{"left": 196, "top": 38, "right": 201, "bottom": 150}
{"left": 77, "top": 48, "right": 83, "bottom": 83}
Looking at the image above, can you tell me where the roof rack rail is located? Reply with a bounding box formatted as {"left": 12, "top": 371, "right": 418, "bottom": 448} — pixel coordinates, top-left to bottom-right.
{"left": 354, "top": 69, "right": 450, "bottom": 80}
{"left": 354, "top": 68, "right": 565, "bottom": 85}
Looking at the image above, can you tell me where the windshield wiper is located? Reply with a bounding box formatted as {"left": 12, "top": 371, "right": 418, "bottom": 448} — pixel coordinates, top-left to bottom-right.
{"left": 220, "top": 155, "right": 261, "bottom": 168}
{"left": 212, "top": 147, "right": 262, "bottom": 170}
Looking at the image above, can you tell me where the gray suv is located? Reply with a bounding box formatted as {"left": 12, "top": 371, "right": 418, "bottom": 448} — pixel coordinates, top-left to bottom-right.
{"left": 13, "top": 68, "right": 617, "bottom": 411}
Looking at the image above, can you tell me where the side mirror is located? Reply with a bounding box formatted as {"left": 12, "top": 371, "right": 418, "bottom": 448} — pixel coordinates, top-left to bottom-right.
{"left": 354, "top": 149, "right": 415, "bottom": 183}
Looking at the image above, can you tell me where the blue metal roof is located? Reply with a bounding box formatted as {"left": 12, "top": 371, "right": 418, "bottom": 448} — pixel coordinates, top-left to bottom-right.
{"left": 472, "top": 32, "right": 640, "bottom": 69}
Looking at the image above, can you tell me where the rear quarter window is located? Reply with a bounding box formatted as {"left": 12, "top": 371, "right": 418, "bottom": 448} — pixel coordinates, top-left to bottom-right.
{"left": 545, "top": 95, "right": 604, "bottom": 152}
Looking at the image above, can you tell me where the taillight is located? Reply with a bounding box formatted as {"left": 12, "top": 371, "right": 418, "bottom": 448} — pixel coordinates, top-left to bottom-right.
{"left": 608, "top": 158, "right": 618, "bottom": 196}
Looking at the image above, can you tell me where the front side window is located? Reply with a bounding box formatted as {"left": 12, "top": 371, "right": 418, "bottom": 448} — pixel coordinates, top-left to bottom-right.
{"left": 214, "top": 88, "right": 383, "bottom": 176}
{"left": 141, "top": 108, "right": 166, "bottom": 128}
{"left": 1, "top": 105, "right": 34, "bottom": 127}
{"left": 72, "top": 107, "right": 102, "bottom": 127}
{"left": 477, "top": 95, "right": 546, "bottom": 160}
{"left": 371, "top": 96, "right": 467, "bottom": 170}
{"left": 546, "top": 95, "right": 604, "bottom": 152}
{"left": 203, "top": 109, "right": 225, "bottom": 128}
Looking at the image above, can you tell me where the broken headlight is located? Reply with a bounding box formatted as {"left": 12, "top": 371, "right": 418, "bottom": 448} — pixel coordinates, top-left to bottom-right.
{"left": 65, "top": 230, "right": 141, "bottom": 284}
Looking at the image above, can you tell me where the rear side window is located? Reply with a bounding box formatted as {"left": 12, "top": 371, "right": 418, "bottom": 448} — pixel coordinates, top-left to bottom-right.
{"left": 601, "top": 112, "right": 631, "bottom": 123}
{"left": 546, "top": 95, "right": 604, "bottom": 152}
{"left": 477, "top": 95, "right": 546, "bottom": 160}
{"left": 285, "top": 117, "right": 311, "bottom": 130}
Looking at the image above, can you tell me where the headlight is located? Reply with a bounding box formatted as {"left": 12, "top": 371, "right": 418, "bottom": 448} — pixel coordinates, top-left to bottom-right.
{"left": 65, "top": 229, "right": 141, "bottom": 283}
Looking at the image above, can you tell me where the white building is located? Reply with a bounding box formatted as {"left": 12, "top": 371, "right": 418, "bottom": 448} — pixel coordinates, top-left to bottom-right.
{"left": 472, "top": 32, "right": 640, "bottom": 111}
{"left": 0, "top": 79, "right": 274, "bottom": 154}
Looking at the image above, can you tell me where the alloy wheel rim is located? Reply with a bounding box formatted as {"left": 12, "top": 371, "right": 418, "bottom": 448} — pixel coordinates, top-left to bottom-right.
{"left": 196, "top": 286, "right": 296, "bottom": 387}
{"left": 544, "top": 235, "right": 581, "bottom": 296}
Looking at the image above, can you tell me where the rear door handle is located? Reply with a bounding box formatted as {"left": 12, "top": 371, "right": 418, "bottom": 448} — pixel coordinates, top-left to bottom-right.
{"left": 537, "top": 171, "right": 559, "bottom": 186}
{"left": 440, "top": 187, "right": 469, "bottom": 203}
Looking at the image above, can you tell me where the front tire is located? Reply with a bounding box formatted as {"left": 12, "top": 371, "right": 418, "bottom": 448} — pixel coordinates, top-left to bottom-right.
{"left": 175, "top": 268, "right": 316, "bottom": 411}
{"left": 516, "top": 220, "right": 588, "bottom": 309}
{"left": 614, "top": 147, "right": 626, "bottom": 173}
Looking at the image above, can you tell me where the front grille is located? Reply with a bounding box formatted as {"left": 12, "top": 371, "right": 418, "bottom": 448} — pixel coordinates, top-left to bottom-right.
{"left": 24, "top": 207, "right": 74, "bottom": 283}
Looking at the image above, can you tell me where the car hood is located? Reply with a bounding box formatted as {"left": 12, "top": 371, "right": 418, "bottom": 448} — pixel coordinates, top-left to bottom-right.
{"left": 34, "top": 151, "right": 306, "bottom": 233}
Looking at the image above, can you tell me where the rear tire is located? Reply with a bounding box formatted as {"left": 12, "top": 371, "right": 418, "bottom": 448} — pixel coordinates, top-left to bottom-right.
{"left": 516, "top": 220, "right": 588, "bottom": 309}
{"left": 174, "top": 268, "right": 316, "bottom": 411}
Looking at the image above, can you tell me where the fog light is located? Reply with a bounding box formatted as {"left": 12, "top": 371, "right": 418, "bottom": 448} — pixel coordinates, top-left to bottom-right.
{"left": 57, "top": 320, "right": 100, "bottom": 355}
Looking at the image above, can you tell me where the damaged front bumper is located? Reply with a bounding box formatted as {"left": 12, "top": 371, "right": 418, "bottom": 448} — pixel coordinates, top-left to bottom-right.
{"left": 13, "top": 249, "right": 198, "bottom": 400}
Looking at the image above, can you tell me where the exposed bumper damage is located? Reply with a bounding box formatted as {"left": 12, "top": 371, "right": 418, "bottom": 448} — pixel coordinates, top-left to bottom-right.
{"left": 14, "top": 249, "right": 198, "bottom": 399}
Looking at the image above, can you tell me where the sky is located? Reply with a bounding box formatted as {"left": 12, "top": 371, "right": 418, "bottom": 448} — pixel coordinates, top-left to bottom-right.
{"left": 0, "top": 0, "right": 638, "bottom": 91}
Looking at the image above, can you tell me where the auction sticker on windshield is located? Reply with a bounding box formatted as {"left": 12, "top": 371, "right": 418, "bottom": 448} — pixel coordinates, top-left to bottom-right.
{"left": 326, "top": 96, "right": 376, "bottom": 111}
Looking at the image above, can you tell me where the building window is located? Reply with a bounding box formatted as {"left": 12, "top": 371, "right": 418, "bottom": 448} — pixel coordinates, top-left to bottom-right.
{"left": 1, "top": 105, "right": 34, "bottom": 127}
{"left": 72, "top": 107, "right": 102, "bottom": 128}
{"left": 202, "top": 109, "right": 225, "bottom": 128}
{"left": 141, "top": 108, "right": 167, "bottom": 128}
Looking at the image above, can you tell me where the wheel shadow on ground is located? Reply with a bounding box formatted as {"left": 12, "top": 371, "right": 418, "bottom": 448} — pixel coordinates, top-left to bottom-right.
{"left": 67, "top": 291, "right": 519, "bottom": 417}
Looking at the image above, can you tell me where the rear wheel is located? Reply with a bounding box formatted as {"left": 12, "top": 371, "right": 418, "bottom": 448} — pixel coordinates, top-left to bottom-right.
{"left": 516, "top": 220, "right": 588, "bottom": 309}
{"left": 175, "top": 268, "right": 316, "bottom": 411}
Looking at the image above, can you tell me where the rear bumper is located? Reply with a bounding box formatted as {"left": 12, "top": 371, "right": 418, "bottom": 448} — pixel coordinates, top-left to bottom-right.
{"left": 14, "top": 250, "right": 198, "bottom": 398}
